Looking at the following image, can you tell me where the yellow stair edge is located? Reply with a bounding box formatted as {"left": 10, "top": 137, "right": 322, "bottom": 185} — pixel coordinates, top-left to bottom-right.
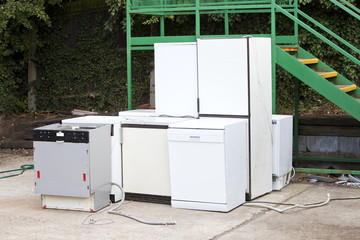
{"left": 335, "top": 84, "right": 357, "bottom": 93}
{"left": 298, "top": 58, "right": 319, "bottom": 64}
{"left": 317, "top": 71, "right": 338, "bottom": 78}
{"left": 281, "top": 47, "right": 299, "bottom": 52}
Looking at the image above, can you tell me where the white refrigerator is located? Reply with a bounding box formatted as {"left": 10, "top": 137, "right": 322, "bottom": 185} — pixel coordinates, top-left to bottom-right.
{"left": 197, "top": 38, "right": 273, "bottom": 199}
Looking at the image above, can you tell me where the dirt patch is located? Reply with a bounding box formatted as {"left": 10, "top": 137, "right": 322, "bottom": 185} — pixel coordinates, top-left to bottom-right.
{"left": 0, "top": 113, "right": 70, "bottom": 148}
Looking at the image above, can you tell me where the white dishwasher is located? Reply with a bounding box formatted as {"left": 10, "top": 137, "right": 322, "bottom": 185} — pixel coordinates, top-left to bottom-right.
{"left": 121, "top": 117, "right": 191, "bottom": 200}
{"left": 168, "top": 118, "right": 248, "bottom": 212}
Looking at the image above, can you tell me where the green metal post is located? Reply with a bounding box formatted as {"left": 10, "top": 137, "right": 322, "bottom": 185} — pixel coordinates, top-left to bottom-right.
{"left": 293, "top": 77, "right": 299, "bottom": 165}
{"left": 294, "top": 0, "right": 298, "bottom": 44}
{"left": 225, "top": 11, "right": 229, "bottom": 36}
{"left": 271, "top": 0, "right": 276, "bottom": 113}
{"left": 195, "top": 0, "right": 200, "bottom": 37}
{"left": 160, "top": 15, "right": 165, "bottom": 36}
{"left": 126, "top": 4, "right": 132, "bottom": 110}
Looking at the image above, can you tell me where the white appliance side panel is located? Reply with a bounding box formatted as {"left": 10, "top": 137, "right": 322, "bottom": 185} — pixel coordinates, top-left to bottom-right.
{"left": 168, "top": 129, "right": 227, "bottom": 204}
{"left": 224, "top": 120, "right": 248, "bottom": 208}
{"left": 89, "top": 125, "right": 112, "bottom": 206}
{"left": 248, "top": 38, "right": 273, "bottom": 199}
{"left": 198, "top": 38, "right": 249, "bottom": 116}
{"left": 122, "top": 127, "right": 171, "bottom": 196}
{"left": 272, "top": 115, "right": 293, "bottom": 176}
{"left": 272, "top": 120, "right": 281, "bottom": 176}
{"left": 155, "top": 43, "right": 198, "bottom": 117}
{"left": 34, "top": 142, "right": 90, "bottom": 198}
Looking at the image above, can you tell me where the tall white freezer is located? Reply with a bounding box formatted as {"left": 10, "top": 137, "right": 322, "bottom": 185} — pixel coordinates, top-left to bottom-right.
{"left": 168, "top": 118, "right": 248, "bottom": 212}
{"left": 197, "top": 38, "right": 273, "bottom": 199}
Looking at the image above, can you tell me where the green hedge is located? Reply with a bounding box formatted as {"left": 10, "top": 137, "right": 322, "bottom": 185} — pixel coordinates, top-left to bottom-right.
{"left": 1, "top": 0, "right": 360, "bottom": 114}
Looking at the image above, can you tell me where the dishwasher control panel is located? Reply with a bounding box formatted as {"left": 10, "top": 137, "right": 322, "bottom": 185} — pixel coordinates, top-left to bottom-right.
{"left": 33, "top": 130, "right": 89, "bottom": 143}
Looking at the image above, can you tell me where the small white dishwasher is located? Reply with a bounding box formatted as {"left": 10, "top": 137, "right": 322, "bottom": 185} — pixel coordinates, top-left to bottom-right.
{"left": 167, "top": 118, "right": 248, "bottom": 212}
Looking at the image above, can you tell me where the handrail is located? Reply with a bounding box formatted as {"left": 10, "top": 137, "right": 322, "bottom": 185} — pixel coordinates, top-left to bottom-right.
{"left": 273, "top": 4, "right": 360, "bottom": 66}
{"left": 338, "top": 0, "right": 360, "bottom": 15}
{"left": 297, "top": 9, "right": 360, "bottom": 55}
{"left": 329, "top": 0, "right": 360, "bottom": 21}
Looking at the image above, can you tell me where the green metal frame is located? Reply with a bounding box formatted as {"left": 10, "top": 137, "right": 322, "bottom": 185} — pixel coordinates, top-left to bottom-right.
{"left": 272, "top": 1, "right": 360, "bottom": 175}
{"left": 126, "top": 0, "right": 360, "bottom": 175}
{"left": 126, "top": 0, "right": 297, "bottom": 109}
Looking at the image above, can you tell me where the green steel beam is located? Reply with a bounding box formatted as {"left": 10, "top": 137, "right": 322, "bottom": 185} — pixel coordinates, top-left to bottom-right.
{"left": 294, "top": 77, "right": 299, "bottom": 157}
{"left": 132, "top": 36, "right": 197, "bottom": 45}
{"left": 275, "top": 35, "right": 297, "bottom": 44}
{"left": 126, "top": 7, "right": 132, "bottom": 110}
{"left": 276, "top": 46, "right": 360, "bottom": 121}
{"left": 160, "top": 16, "right": 165, "bottom": 36}
{"left": 225, "top": 10, "right": 229, "bottom": 35}
{"left": 129, "top": 4, "right": 274, "bottom": 13}
{"left": 295, "top": 168, "right": 360, "bottom": 176}
{"left": 131, "top": 46, "right": 155, "bottom": 50}
{"left": 295, "top": 156, "right": 360, "bottom": 163}
{"left": 271, "top": 0, "right": 276, "bottom": 113}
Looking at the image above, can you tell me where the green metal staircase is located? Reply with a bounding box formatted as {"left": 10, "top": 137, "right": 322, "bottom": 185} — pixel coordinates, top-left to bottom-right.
{"left": 276, "top": 46, "right": 360, "bottom": 121}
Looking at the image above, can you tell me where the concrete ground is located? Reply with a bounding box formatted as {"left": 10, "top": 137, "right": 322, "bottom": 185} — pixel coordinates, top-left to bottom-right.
{"left": 1, "top": 151, "right": 360, "bottom": 240}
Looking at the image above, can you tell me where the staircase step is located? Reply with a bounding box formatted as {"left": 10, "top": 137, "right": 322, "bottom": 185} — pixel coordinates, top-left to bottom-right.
{"left": 355, "top": 98, "right": 360, "bottom": 103}
{"left": 281, "top": 47, "right": 299, "bottom": 52}
{"left": 316, "top": 71, "right": 338, "bottom": 78}
{"left": 298, "top": 58, "right": 319, "bottom": 64}
{"left": 335, "top": 84, "right": 357, "bottom": 93}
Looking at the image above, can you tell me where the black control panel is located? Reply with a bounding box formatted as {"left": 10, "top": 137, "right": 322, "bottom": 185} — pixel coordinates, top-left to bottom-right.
{"left": 33, "top": 130, "right": 89, "bottom": 143}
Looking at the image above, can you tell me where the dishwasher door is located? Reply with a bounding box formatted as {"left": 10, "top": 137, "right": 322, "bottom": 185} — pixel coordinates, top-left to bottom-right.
{"left": 34, "top": 141, "right": 90, "bottom": 198}
{"left": 168, "top": 129, "right": 227, "bottom": 204}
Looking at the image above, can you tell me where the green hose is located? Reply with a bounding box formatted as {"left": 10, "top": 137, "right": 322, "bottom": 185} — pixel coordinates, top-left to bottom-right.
{"left": 0, "top": 164, "right": 34, "bottom": 179}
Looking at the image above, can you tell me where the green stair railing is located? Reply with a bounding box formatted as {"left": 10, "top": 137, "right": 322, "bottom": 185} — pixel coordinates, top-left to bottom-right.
{"left": 329, "top": 0, "right": 360, "bottom": 21}
{"left": 272, "top": 0, "right": 360, "bottom": 175}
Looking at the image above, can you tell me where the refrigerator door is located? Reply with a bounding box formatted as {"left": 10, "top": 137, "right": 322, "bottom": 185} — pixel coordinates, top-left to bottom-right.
{"left": 155, "top": 42, "right": 198, "bottom": 118}
{"left": 197, "top": 38, "right": 249, "bottom": 116}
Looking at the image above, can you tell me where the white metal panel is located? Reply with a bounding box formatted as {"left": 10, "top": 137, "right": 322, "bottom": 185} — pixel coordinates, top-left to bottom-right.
{"left": 272, "top": 115, "right": 293, "bottom": 177}
{"left": 122, "top": 127, "right": 171, "bottom": 196}
{"left": 224, "top": 120, "right": 248, "bottom": 207}
{"left": 168, "top": 117, "right": 245, "bottom": 129}
{"left": 155, "top": 42, "right": 198, "bottom": 117}
{"left": 248, "top": 38, "right": 273, "bottom": 199}
{"left": 118, "top": 109, "right": 157, "bottom": 117}
{"left": 197, "top": 38, "right": 249, "bottom": 116}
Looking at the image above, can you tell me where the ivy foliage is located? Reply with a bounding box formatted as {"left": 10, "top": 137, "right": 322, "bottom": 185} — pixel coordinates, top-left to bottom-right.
{"left": 2, "top": 0, "right": 360, "bottom": 114}
{"left": 35, "top": 9, "right": 153, "bottom": 112}
{"left": 0, "top": 0, "right": 62, "bottom": 114}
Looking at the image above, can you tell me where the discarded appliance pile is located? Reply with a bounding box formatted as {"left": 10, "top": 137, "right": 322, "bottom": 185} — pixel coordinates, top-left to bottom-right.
{"left": 33, "top": 38, "right": 293, "bottom": 213}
